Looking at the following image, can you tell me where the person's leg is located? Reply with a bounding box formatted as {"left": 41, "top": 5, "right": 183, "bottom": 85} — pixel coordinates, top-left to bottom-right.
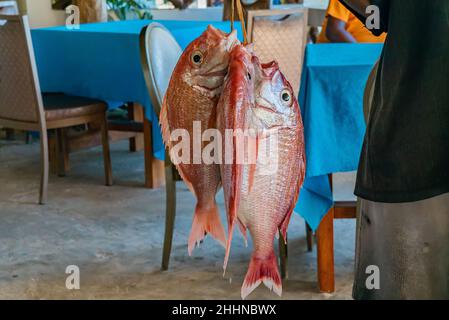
{"left": 353, "top": 193, "right": 449, "bottom": 299}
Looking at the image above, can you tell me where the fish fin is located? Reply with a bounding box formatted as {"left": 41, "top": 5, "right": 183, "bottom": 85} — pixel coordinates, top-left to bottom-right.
{"left": 223, "top": 179, "right": 242, "bottom": 273}
{"left": 223, "top": 130, "right": 244, "bottom": 272}
{"left": 241, "top": 252, "right": 282, "bottom": 299}
{"left": 160, "top": 97, "right": 197, "bottom": 195}
{"left": 223, "top": 92, "right": 247, "bottom": 273}
{"left": 237, "top": 218, "right": 248, "bottom": 247}
{"left": 279, "top": 151, "right": 306, "bottom": 241}
{"left": 245, "top": 43, "right": 255, "bottom": 53}
{"left": 159, "top": 98, "right": 171, "bottom": 149}
{"left": 223, "top": 211, "right": 237, "bottom": 274}
{"left": 188, "top": 201, "right": 226, "bottom": 256}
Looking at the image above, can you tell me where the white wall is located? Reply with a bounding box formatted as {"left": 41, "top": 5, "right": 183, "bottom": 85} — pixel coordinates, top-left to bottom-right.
{"left": 304, "top": 0, "right": 329, "bottom": 10}
{"left": 26, "top": 0, "right": 65, "bottom": 28}
{"left": 151, "top": 8, "right": 222, "bottom": 21}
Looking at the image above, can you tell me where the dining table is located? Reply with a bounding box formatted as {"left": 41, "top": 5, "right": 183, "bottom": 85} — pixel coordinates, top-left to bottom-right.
{"left": 294, "top": 42, "right": 383, "bottom": 231}
{"left": 294, "top": 42, "right": 383, "bottom": 293}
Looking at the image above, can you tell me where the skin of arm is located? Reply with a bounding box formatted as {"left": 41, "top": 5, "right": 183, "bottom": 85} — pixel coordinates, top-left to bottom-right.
{"left": 326, "top": 16, "right": 357, "bottom": 43}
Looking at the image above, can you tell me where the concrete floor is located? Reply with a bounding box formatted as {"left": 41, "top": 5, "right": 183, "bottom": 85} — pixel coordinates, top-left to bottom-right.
{"left": 0, "top": 137, "right": 356, "bottom": 300}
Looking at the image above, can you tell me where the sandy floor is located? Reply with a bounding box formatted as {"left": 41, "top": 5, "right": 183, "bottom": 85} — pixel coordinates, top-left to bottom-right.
{"left": 0, "top": 138, "right": 356, "bottom": 300}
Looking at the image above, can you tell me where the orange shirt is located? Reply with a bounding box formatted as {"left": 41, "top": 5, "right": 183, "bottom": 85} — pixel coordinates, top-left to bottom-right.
{"left": 317, "top": 0, "right": 387, "bottom": 43}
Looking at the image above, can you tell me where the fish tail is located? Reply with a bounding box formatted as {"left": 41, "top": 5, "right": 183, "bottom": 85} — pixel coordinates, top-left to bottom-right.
{"left": 188, "top": 202, "right": 226, "bottom": 255}
{"left": 241, "top": 251, "right": 282, "bottom": 299}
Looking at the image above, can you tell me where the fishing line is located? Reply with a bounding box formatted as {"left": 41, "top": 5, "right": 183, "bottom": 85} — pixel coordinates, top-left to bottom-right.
{"left": 230, "top": 0, "right": 248, "bottom": 45}
{"left": 231, "top": 0, "right": 235, "bottom": 32}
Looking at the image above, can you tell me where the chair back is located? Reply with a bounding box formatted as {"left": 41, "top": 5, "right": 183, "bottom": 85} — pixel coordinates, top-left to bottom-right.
{"left": 247, "top": 8, "right": 308, "bottom": 97}
{"left": 222, "top": 0, "right": 271, "bottom": 21}
{"left": 140, "top": 22, "right": 182, "bottom": 119}
{"left": 0, "top": 15, "right": 44, "bottom": 127}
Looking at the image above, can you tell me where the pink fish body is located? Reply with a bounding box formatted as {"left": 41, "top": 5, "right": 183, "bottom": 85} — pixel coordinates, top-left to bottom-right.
{"left": 160, "top": 26, "right": 239, "bottom": 254}
{"left": 217, "top": 45, "right": 306, "bottom": 299}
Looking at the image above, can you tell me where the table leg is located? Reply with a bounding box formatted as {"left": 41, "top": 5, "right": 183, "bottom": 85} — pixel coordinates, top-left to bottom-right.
{"left": 129, "top": 103, "right": 144, "bottom": 152}
{"left": 56, "top": 128, "right": 69, "bottom": 177}
{"left": 143, "top": 117, "right": 153, "bottom": 188}
{"left": 316, "top": 208, "right": 335, "bottom": 293}
{"left": 278, "top": 231, "right": 288, "bottom": 279}
{"left": 5, "top": 128, "right": 15, "bottom": 140}
{"left": 48, "top": 132, "right": 58, "bottom": 175}
{"left": 306, "top": 223, "right": 313, "bottom": 252}
{"left": 143, "top": 118, "right": 165, "bottom": 189}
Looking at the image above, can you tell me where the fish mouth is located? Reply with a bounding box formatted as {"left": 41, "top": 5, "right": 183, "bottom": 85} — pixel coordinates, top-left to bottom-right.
{"left": 201, "top": 60, "right": 229, "bottom": 78}
{"left": 203, "top": 67, "right": 228, "bottom": 77}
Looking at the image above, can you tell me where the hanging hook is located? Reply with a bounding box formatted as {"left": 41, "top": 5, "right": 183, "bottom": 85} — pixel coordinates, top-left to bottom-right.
{"left": 235, "top": 0, "right": 248, "bottom": 45}
{"left": 230, "top": 0, "right": 235, "bottom": 32}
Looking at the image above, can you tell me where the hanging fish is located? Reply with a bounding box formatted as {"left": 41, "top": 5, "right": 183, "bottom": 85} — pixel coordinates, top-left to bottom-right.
{"left": 217, "top": 44, "right": 306, "bottom": 299}
{"left": 160, "top": 26, "right": 239, "bottom": 254}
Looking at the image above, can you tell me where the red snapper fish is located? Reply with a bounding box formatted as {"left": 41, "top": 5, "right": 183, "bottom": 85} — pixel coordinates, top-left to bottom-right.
{"left": 217, "top": 44, "right": 306, "bottom": 299}
{"left": 160, "top": 26, "right": 239, "bottom": 254}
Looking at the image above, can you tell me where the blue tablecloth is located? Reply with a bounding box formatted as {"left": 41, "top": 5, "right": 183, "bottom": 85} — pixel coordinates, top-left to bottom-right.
{"left": 294, "top": 43, "right": 383, "bottom": 231}
{"left": 31, "top": 20, "right": 242, "bottom": 160}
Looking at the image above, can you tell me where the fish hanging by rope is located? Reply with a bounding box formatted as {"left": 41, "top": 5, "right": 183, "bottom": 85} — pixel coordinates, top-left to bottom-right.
{"left": 160, "top": 26, "right": 239, "bottom": 254}
{"left": 217, "top": 44, "right": 306, "bottom": 299}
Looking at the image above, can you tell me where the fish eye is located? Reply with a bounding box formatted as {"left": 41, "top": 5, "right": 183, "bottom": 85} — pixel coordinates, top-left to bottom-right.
{"left": 281, "top": 89, "right": 292, "bottom": 106}
{"left": 191, "top": 50, "right": 203, "bottom": 65}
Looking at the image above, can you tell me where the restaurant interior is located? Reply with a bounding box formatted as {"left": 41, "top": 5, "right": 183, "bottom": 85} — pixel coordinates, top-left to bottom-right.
{"left": 1, "top": 0, "right": 446, "bottom": 301}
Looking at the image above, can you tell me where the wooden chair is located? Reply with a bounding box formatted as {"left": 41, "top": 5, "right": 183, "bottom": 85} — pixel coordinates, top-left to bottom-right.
{"left": 247, "top": 7, "right": 308, "bottom": 97}
{"left": 50, "top": 101, "right": 159, "bottom": 188}
{"left": 245, "top": 7, "right": 308, "bottom": 279}
{"left": 139, "top": 22, "right": 183, "bottom": 270}
{"left": 222, "top": 0, "right": 271, "bottom": 22}
{"left": 315, "top": 61, "right": 379, "bottom": 293}
{"left": 0, "top": 15, "right": 112, "bottom": 204}
{"left": 0, "top": 1, "right": 18, "bottom": 139}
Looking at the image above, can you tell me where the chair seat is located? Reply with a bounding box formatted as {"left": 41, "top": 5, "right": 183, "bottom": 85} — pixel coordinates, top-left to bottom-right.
{"left": 43, "top": 93, "right": 107, "bottom": 121}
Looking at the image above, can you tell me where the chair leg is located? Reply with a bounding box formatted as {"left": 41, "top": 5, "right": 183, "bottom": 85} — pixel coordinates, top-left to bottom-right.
{"left": 39, "top": 129, "right": 49, "bottom": 205}
{"left": 128, "top": 103, "right": 144, "bottom": 152}
{"left": 25, "top": 131, "right": 33, "bottom": 144}
{"left": 161, "top": 163, "right": 176, "bottom": 271}
{"left": 316, "top": 209, "right": 335, "bottom": 293}
{"left": 48, "top": 132, "right": 58, "bottom": 174}
{"left": 278, "top": 231, "right": 288, "bottom": 279}
{"left": 100, "top": 114, "right": 113, "bottom": 186}
{"left": 56, "top": 128, "right": 69, "bottom": 177}
{"left": 306, "top": 223, "right": 313, "bottom": 252}
{"left": 143, "top": 118, "right": 154, "bottom": 188}
{"left": 5, "top": 128, "right": 15, "bottom": 140}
